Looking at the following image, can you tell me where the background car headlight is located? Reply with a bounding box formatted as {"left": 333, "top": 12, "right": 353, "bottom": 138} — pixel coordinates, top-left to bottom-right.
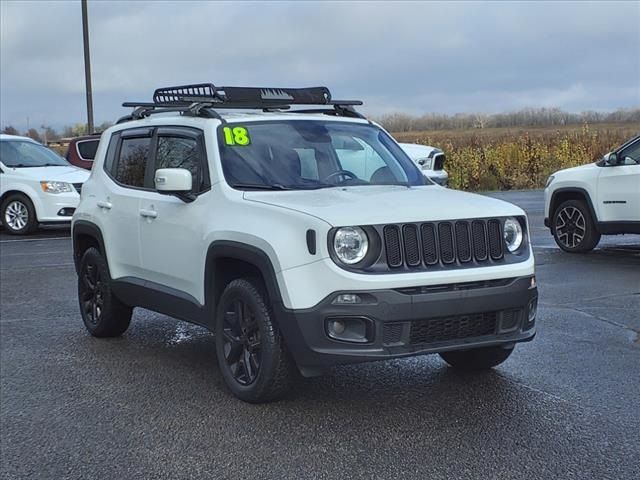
{"left": 545, "top": 175, "right": 555, "bottom": 188}
{"left": 40, "top": 181, "right": 73, "bottom": 194}
{"left": 503, "top": 217, "right": 523, "bottom": 253}
{"left": 333, "top": 227, "right": 369, "bottom": 264}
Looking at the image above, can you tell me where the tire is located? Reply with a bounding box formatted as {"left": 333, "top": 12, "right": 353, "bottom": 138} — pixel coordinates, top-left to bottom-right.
{"left": 552, "top": 199, "right": 600, "bottom": 253}
{"left": 215, "top": 278, "right": 297, "bottom": 403}
{"left": 439, "top": 345, "right": 514, "bottom": 370}
{"left": 78, "top": 247, "right": 132, "bottom": 337}
{"left": 1, "top": 193, "right": 37, "bottom": 235}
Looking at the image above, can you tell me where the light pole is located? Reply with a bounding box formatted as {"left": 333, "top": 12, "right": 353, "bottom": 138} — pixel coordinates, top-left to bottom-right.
{"left": 81, "top": 0, "right": 94, "bottom": 134}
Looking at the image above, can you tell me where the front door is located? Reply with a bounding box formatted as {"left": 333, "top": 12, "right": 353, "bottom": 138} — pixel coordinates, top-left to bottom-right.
{"left": 138, "top": 127, "right": 211, "bottom": 303}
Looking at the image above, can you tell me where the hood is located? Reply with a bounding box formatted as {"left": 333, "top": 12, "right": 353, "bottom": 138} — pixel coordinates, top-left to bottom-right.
{"left": 244, "top": 185, "right": 524, "bottom": 226}
{"left": 553, "top": 162, "right": 600, "bottom": 178}
{"left": 6, "top": 165, "right": 90, "bottom": 183}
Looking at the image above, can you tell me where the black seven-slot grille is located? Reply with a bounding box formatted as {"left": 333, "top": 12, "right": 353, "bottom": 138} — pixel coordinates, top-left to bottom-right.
{"left": 383, "top": 219, "right": 504, "bottom": 268}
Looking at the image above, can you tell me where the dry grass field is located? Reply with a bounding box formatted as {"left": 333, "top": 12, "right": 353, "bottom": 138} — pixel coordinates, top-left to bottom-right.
{"left": 392, "top": 123, "right": 640, "bottom": 191}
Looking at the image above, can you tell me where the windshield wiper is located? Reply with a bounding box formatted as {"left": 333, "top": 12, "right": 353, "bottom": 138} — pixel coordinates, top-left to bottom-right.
{"left": 232, "top": 183, "right": 293, "bottom": 190}
{"left": 7, "top": 164, "right": 39, "bottom": 168}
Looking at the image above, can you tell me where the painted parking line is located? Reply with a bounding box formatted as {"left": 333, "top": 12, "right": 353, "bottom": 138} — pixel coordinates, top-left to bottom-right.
{"left": 0, "top": 236, "right": 70, "bottom": 244}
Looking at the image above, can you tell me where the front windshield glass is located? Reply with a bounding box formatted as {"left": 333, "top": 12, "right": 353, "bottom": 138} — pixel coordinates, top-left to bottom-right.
{"left": 0, "top": 140, "right": 69, "bottom": 168}
{"left": 218, "top": 120, "right": 428, "bottom": 190}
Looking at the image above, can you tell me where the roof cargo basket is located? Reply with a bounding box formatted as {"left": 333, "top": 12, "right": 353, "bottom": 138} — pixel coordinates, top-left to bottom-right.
{"left": 118, "top": 82, "right": 365, "bottom": 123}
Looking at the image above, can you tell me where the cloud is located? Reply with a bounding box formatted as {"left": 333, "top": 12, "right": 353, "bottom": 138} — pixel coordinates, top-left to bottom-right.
{"left": 1, "top": 0, "right": 639, "bottom": 130}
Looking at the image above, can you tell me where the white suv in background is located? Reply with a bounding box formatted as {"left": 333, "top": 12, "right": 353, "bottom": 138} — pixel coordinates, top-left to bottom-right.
{"left": 399, "top": 143, "right": 448, "bottom": 186}
{"left": 544, "top": 135, "right": 640, "bottom": 252}
{"left": 0, "top": 134, "right": 89, "bottom": 235}
{"left": 72, "top": 83, "right": 537, "bottom": 403}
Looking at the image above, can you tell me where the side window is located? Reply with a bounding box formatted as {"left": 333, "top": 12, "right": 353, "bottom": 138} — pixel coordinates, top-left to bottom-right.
{"left": 155, "top": 136, "right": 204, "bottom": 192}
{"left": 620, "top": 141, "right": 640, "bottom": 165}
{"left": 103, "top": 133, "right": 120, "bottom": 174}
{"left": 77, "top": 140, "right": 99, "bottom": 161}
{"left": 114, "top": 137, "right": 151, "bottom": 188}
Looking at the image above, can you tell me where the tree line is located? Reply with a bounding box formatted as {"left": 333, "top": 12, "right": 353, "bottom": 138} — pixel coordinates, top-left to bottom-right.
{"left": 1, "top": 121, "right": 113, "bottom": 144}
{"left": 375, "top": 107, "right": 640, "bottom": 132}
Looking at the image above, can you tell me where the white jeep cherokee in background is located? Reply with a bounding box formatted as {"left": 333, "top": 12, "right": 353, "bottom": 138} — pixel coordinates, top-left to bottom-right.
{"left": 1, "top": 134, "right": 89, "bottom": 234}
{"left": 544, "top": 135, "right": 640, "bottom": 252}
{"left": 399, "top": 142, "right": 449, "bottom": 186}
{"left": 72, "top": 84, "right": 537, "bottom": 403}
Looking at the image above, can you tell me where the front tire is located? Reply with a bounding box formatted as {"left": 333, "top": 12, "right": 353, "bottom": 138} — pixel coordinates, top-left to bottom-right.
{"left": 439, "top": 345, "right": 514, "bottom": 370}
{"left": 78, "top": 247, "right": 132, "bottom": 337}
{"left": 552, "top": 199, "right": 600, "bottom": 253}
{"left": 215, "top": 278, "right": 296, "bottom": 403}
{"left": 1, "top": 193, "right": 37, "bottom": 235}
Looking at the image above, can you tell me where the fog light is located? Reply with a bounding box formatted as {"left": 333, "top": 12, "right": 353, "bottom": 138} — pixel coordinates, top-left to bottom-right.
{"left": 329, "top": 320, "right": 346, "bottom": 335}
{"left": 57, "top": 208, "right": 76, "bottom": 216}
{"left": 325, "top": 317, "right": 372, "bottom": 343}
{"left": 528, "top": 297, "right": 538, "bottom": 322}
{"left": 332, "top": 294, "right": 362, "bottom": 305}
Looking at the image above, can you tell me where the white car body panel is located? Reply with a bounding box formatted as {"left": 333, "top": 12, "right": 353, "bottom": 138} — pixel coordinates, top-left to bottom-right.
{"left": 1, "top": 135, "right": 89, "bottom": 223}
{"left": 399, "top": 142, "right": 448, "bottom": 185}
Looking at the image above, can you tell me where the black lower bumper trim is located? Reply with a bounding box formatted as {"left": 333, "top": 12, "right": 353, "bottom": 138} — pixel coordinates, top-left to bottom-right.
{"left": 275, "top": 276, "right": 537, "bottom": 371}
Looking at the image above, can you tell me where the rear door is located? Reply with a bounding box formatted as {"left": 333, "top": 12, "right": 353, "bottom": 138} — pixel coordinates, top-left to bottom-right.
{"left": 100, "top": 128, "right": 154, "bottom": 279}
{"left": 597, "top": 139, "right": 640, "bottom": 222}
{"left": 137, "top": 127, "right": 211, "bottom": 301}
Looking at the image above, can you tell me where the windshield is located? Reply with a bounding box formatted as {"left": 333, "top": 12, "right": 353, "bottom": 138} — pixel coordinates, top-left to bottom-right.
{"left": 0, "top": 140, "right": 69, "bottom": 168}
{"left": 218, "top": 120, "right": 428, "bottom": 190}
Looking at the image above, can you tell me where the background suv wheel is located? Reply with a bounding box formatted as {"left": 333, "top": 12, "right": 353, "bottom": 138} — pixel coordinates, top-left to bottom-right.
{"left": 215, "top": 278, "right": 297, "bottom": 403}
{"left": 1, "top": 193, "right": 37, "bottom": 235}
{"left": 552, "top": 199, "right": 600, "bottom": 253}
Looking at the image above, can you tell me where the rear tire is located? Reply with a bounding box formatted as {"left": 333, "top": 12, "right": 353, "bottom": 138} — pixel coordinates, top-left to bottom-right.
{"left": 78, "top": 247, "right": 132, "bottom": 337}
{"left": 215, "top": 278, "right": 297, "bottom": 403}
{"left": 439, "top": 345, "right": 514, "bottom": 370}
{"left": 1, "top": 193, "right": 37, "bottom": 235}
{"left": 552, "top": 199, "right": 600, "bottom": 253}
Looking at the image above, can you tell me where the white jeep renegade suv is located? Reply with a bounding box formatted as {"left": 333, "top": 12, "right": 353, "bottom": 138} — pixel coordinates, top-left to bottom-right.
{"left": 72, "top": 84, "right": 537, "bottom": 403}
{"left": 544, "top": 135, "right": 640, "bottom": 252}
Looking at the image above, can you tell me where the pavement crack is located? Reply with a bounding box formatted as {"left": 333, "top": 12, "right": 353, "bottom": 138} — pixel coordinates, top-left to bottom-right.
{"left": 542, "top": 303, "right": 640, "bottom": 345}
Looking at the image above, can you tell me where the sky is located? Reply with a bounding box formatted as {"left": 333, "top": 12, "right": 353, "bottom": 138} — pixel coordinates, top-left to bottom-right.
{"left": 1, "top": 0, "right": 639, "bottom": 131}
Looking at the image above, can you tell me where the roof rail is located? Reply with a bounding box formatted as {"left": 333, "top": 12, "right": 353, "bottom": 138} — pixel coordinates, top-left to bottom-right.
{"left": 118, "top": 83, "right": 364, "bottom": 123}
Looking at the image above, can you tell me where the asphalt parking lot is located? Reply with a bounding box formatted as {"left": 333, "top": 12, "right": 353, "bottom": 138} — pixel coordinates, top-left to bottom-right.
{"left": 1, "top": 190, "right": 639, "bottom": 479}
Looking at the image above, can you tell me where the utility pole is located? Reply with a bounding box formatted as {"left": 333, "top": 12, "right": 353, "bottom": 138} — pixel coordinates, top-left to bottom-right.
{"left": 81, "top": 0, "right": 94, "bottom": 134}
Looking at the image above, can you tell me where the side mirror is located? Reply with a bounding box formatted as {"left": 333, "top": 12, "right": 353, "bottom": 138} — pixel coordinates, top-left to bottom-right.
{"left": 605, "top": 152, "right": 618, "bottom": 166}
{"left": 154, "top": 168, "right": 195, "bottom": 202}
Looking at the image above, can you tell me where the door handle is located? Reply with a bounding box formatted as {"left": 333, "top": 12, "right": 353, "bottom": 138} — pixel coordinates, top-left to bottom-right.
{"left": 139, "top": 209, "right": 158, "bottom": 219}
{"left": 97, "top": 200, "right": 112, "bottom": 210}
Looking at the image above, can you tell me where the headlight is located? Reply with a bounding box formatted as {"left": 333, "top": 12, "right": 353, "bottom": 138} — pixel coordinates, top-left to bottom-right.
{"left": 333, "top": 227, "right": 369, "bottom": 264}
{"left": 545, "top": 175, "right": 555, "bottom": 188}
{"left": 503, "top": 217, "right": 523, "bottom": 253}
{"left": 40, "top": 181, "right": 73, "bottom": 194}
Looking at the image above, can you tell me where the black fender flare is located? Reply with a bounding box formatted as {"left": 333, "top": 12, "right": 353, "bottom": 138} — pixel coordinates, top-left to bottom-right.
{"left": 72, "top": 220, "right": 107, "bottom": 274}
{"left": 204, "top": 240, "right": 285, "bottom": 317}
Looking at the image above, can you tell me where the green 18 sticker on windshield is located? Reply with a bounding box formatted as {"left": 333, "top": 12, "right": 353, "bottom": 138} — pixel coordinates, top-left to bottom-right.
{"left": 223, "top": 126, "right": 251, "bottom": 146}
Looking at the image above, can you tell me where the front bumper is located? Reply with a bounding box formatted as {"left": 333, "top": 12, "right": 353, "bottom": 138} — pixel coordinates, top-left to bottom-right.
{"left": 276, "top": 275, "right": 537, "bottom": 374}
{"left": 35, "top": 193, "right": 80, "bottom": 223}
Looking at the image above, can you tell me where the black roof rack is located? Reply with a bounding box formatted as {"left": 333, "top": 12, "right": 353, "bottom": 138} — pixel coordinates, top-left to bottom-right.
{"left": 117, "top": 83, "right": 364, "bottom": 123}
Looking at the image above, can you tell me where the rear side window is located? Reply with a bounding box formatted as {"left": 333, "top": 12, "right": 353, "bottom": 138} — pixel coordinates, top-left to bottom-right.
{"left": 77, "top": 140, "right": 99, "bottom": 160}
{"left": 115, "top": 137, "right": 151, "bottom": 188}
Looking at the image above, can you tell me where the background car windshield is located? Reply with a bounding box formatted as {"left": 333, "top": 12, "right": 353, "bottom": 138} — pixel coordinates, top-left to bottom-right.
{"left": 0, "top": 140, "right": 69, "bottom": 167}
{"left": 218, "top": 120, "right": 426, "bottom": 189}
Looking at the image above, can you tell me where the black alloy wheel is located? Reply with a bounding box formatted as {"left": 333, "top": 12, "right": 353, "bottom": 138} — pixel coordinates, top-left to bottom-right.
{"left": 221, "top": 298, "right": 262, "bottom": 385}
